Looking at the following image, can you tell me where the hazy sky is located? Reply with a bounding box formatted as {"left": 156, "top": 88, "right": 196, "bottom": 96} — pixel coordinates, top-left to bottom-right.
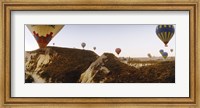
{"left": 25, "top": 24, "right": 175, "bottom": 57}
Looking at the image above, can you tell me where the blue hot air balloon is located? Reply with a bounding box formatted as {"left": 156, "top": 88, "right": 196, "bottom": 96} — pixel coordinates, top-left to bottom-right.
{"left": 159, "top": 49, "right": 164, "bottom": 54}
{"left": 162, "top": 52, "right": 168, "bottom": 59}
{"left": 156, "top": 25, "right": 175, "bottom": 47}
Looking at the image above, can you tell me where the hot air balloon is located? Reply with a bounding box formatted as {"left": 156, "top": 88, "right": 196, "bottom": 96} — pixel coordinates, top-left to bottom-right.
{"left": 156, "top": 25, "right": 175, "bottom": 47}
{"left": 159, "top": 49, "right": 164, "bottom": 55}
{"left": 81, "top": 42, "right": 86, "bottom": 49}
{"left": 115, "top": 48, "right": 121, "bottom": 55}
{"left": 170, "top": 49, "right": 173, "bottom": 52}
{"left": 162, "top": 52, "right": 168, "bottom": 59}
{"left": 93, "top": 47, "right": 96, "bottom": 50}
{"left": 53, "top": 43, "right": 55, "bottom": 45}
{"left": 147, "top": 53, "right": 152, "bottom": 58}
{"left": 26, "top": 25, "right": 64, "bottom": 48}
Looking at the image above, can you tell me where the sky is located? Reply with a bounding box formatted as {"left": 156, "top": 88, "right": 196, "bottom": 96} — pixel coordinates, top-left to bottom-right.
{"left": 25, "top": 24, "right": 175, "bottom": 57}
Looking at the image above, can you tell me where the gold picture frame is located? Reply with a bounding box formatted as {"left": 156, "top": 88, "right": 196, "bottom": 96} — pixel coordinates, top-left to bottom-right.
{"left": 0, "top": 0, "right": 199, "bottom": 107}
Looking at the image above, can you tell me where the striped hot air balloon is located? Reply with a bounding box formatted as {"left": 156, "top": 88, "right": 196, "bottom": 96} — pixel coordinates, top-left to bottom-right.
{"left": 27, "top": 25, "right": 64, "bottom": 48}
{"left": 156, "top": 25, "right": 175, "bottom": 47}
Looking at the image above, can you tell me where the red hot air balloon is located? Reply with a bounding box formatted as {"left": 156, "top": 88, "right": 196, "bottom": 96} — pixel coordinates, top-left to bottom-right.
{"left": 27, "top": 25, "right": 64, "bottom": 48}
{"left": 115, "top": 48, "right": 121, "bottom": 55}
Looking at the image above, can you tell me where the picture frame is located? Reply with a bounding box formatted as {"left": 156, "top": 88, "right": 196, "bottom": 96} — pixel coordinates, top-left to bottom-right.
{"left": 0, "top": 0, "right": 199, "bottom": 107}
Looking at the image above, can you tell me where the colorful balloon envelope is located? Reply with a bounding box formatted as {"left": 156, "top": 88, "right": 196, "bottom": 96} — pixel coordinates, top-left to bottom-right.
{"left": 115, "top": 48, "right": 121, "bottom": 55}
{"left": 156, "top": 25, "right": 175, "bottom": 47}
{"left": 27, "top": 25, "right": 64, "bottom": 48}
{"left": 162, "top": 52, "right": 168, "bottom": 59}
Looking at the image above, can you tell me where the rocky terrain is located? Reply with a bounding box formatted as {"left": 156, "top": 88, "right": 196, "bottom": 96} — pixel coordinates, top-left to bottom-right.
{"left": 25, "top": 46, "right": 98, "bottom": 83}
{"left": 25, "top": 47, "right": 175, "bottom": 83}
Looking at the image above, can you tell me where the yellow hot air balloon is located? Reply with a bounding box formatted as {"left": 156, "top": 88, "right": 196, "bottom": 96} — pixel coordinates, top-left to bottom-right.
{"left": 26, "top": 25, "right": 64, "bottom": 48}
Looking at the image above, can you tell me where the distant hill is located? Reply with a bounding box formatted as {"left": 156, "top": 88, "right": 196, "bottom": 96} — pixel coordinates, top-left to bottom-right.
{"left": 119, "top": 56, "right": 175, "bottom": 62}
{"left": 25, "top": 47, "right": 175, "bottom": 83}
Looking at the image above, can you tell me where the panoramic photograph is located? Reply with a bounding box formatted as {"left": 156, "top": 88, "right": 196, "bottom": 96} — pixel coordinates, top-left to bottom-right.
{"left": 25, "top": 24, "right": 175, "bottom": 83}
